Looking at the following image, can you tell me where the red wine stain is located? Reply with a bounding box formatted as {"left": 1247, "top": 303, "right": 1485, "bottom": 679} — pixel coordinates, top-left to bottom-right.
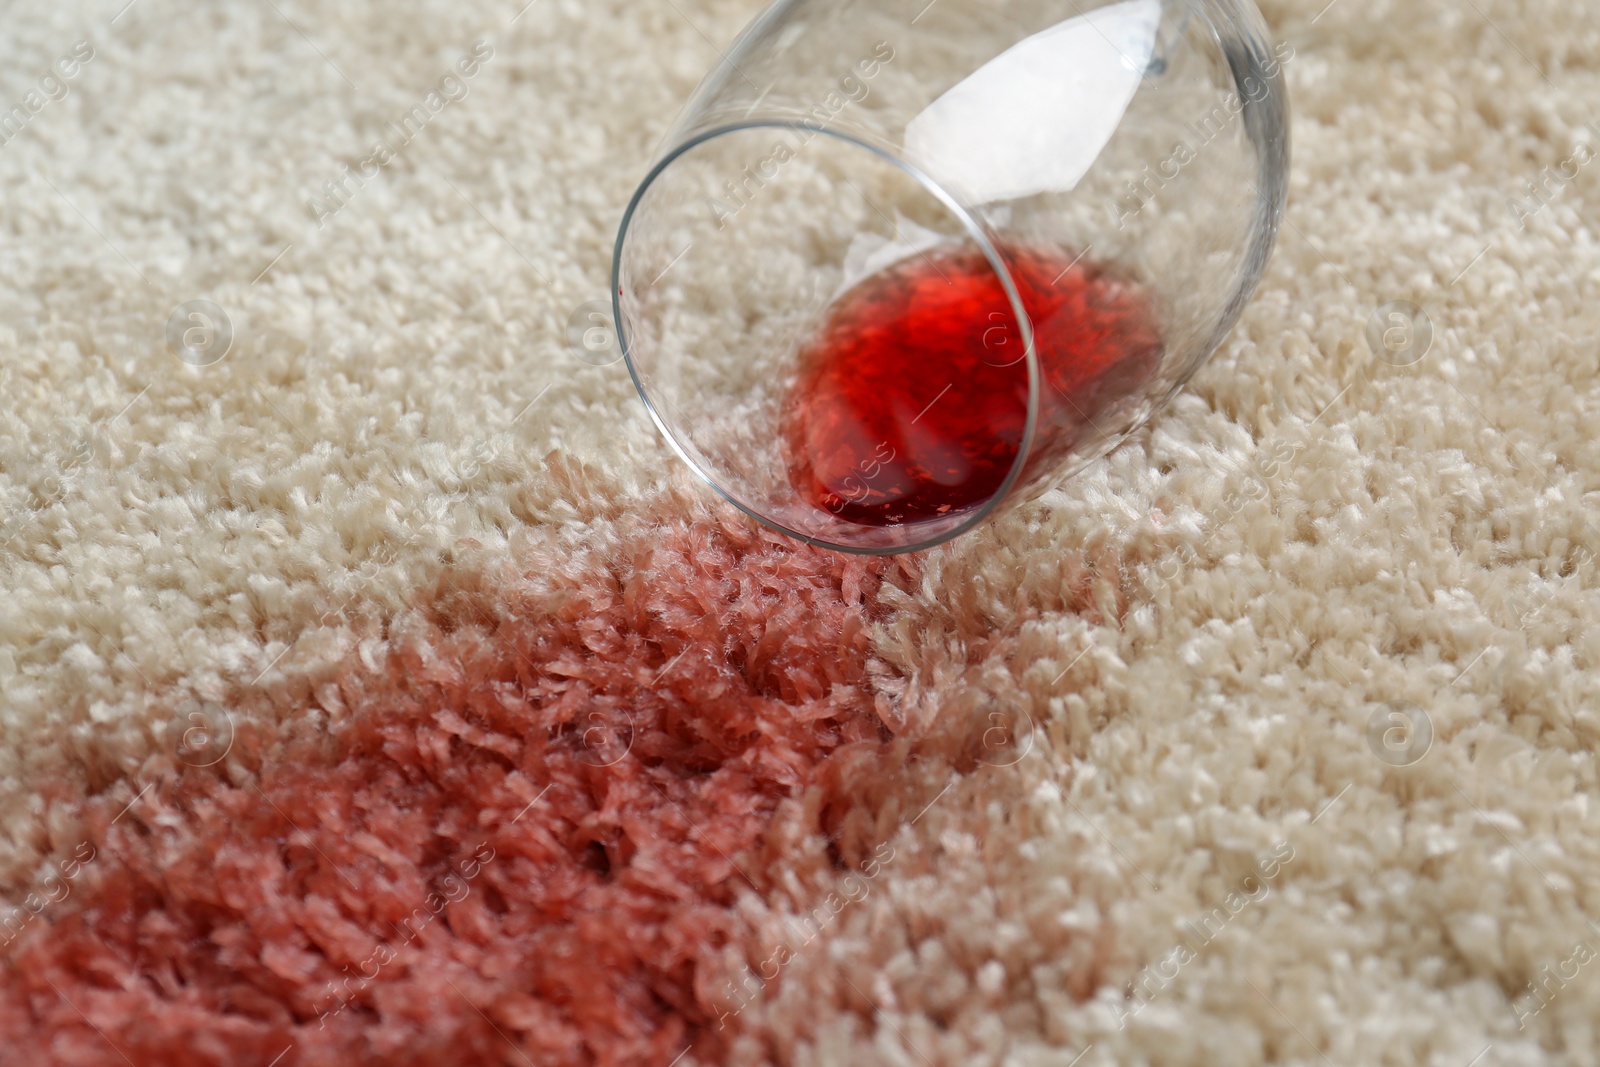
{"left": 783, "top": 243, "right": 1163, "bottom": 527}
{"left": 0, "top": 521, "right": 913, "bottom": 1067}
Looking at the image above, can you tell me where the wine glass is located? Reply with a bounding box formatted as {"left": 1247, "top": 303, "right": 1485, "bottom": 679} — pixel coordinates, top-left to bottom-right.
{"left": 614, "top": 0, "right": 1289, "bottom": 554}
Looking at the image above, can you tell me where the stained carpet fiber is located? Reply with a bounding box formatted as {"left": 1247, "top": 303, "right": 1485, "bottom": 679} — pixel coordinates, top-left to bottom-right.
{"left": 1, "top": 0, "right": 1599, "bottom": 1064}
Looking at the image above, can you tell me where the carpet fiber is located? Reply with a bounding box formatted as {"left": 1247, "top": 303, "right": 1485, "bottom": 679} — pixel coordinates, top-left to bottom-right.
{"left": 1, "top": 0, "right": 1599, "bottom": 1064}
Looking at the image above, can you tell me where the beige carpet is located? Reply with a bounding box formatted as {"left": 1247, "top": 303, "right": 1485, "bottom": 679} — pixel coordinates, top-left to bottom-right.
{"left": 1, "top": 0, "right": 1598, "bottom": 1064}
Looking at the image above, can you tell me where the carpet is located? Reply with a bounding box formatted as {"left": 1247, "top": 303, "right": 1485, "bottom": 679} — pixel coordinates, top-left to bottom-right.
{"left": 1, "top": 0, "right": 1598, "bottom": 1064}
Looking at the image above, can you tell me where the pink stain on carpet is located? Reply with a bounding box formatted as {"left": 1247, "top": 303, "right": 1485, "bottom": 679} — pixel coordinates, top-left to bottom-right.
{"left": 0, "top": 523, "right": 914, "bottom": 1066}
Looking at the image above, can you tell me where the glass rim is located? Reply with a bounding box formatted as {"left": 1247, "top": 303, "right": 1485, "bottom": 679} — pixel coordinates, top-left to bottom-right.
{"left": 611, "top": 119, "right": 1042, "bottom": 556}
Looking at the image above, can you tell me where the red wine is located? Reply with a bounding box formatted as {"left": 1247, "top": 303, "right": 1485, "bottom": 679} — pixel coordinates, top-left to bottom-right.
{"left": 783, "top": 243, "right": 1163, "bottom": 527}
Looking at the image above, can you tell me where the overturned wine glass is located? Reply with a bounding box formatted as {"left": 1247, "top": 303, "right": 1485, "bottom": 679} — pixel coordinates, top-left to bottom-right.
{"left": 614, "top": 0, "right": 1289, "bottom": 554}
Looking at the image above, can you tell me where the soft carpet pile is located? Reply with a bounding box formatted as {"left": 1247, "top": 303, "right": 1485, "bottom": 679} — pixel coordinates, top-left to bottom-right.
{"left": 1, "top": 0, "right": 1598, "bottom": 1064}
